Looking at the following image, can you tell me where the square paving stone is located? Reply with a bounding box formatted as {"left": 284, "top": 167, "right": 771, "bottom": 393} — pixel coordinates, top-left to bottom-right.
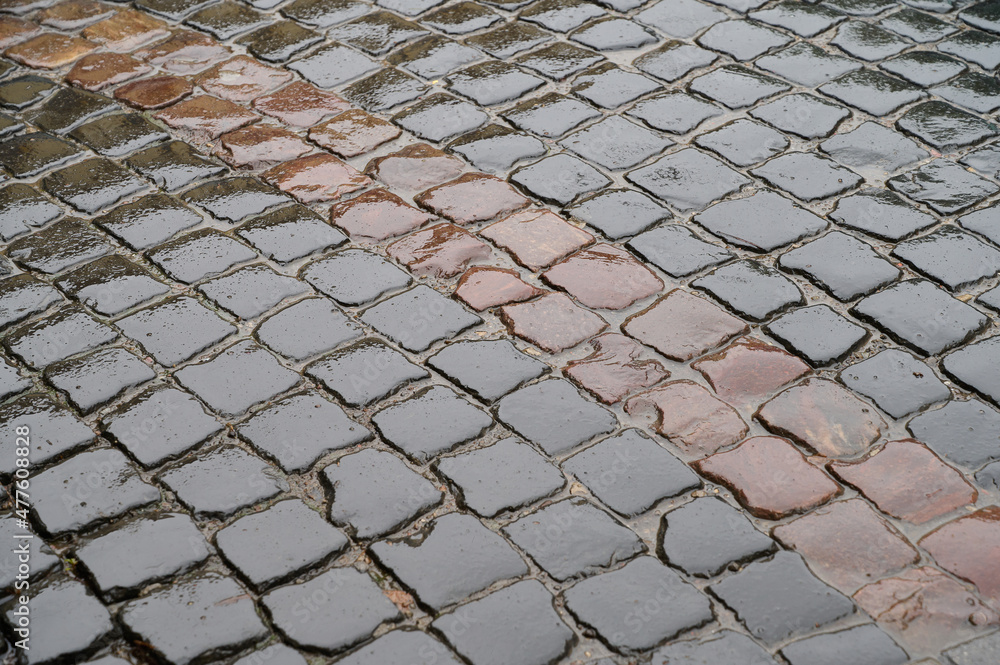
{"left": 693, "top": 259, "right": 803, "bottom": 322}
{"left": 331, "top": 631, "right": 461, "bottom": 665}
{"left": 182, "top": 177, "right": 289, "bottom": 225}
{"left": 372, "top": 385, "right": 493, "bottom": 462}
{"left": 94, "top": 194, "right": 203, "bottom": 251}
{"left": 694, "top": 119, "right": 788, "bottom": 167}
{"left": 448, "top": 61, "right": 544, "bottom": 106}
{"left": 448, "top": 125, "right": 546, "bottom": 173}
{"left": 42, "top": 158, "right": 148, "bottom": 214}
{"left": 563, "top": 429, "right": 700, "bottom": 516}
{"left": 115, "top": 296, "right": 236, "bottom": 367}
{"left": 751, "top": 2, "right": 846, "bottom": 37}
{"left": 0, "top": 184, "right": 62, "bottom": 241}
{"left": 689, "top": 65, "right": 791, "bottom": 110}
{"left": 695, "top": 190, "right": 826, "bottom": 252}
{"left": 660, "top": 497, "right": 776, "bottom": 578}
{"left": 0, "top": 356, "right": 30, "bottom": 402}
{"left": 121, "top": 573, "right": 268, "bottom": 665}
{"left": 709, "top": 551, "right": 856, "bottom": 646}
{"left": 897, "top": 101, "right": 997, "bottom": 151}
{"left": 504, "top": 498, "right": 644, "bottom": 581}
{"left": 102, "top": 385, "right": 222, "bottom": 468}
{"left": 852, "top": 279, "right": 988, "bottom": 355}
{"left": 654, "top": 631, "right": 779, "bottom": 665}
{"left": 497, "top": 379, "right": 617, "bottom": 457}
{"left": 0, "top": 393, "right": 95, "bottom": 475}
{"left": 32, "top": 447, "right": 160, "bottom": 535}
{"left": 126, "top": 141, "right": 228, "bottom": 192}
{"left": 343, "top": 68, "right": 428, "bottom": 112}
{"left": 147, "top": 229, "right": 258, "bottom": 284}
{"left": 0, "top": 132, "right": 83, "bottom": 178}
{"left": 328, "top": 12, "right": 427, "bottom": 55}
{"left": 323, "top": 448, "right": 442, "bottom": 539}
{"left": 393, "top": 93, "right": 487, "bottom": 142}
{"left": 301, "top": 249, "right": 411, "bottom": 307}
{"left": 627, "top": 92, "right": 722, "bottom": 135}
{"left": 371, "top": 512, "right": 527, "bottom": 610}
{"left": 880, "top": 51, "right": 967, "bottom": 87}
{"left": 752, "top": 153, "right": 863, "bottom": 202}
{"left": 361, "top": 285, "right": 481, "bottom": 353}
{"left": 26, "top": 87, "right": 118, "bottom": 135}
{"left": 254, "top": 297, "right": 361, "bottom": 362}
{"left": 636, "top": 0, "right": 725, "bottom": 37}
{"left": 7, "top": 218, "right": 113, "bottom": 274}
{"left": 75, "top": 512, "right": 210, "bottom": 601}
{"left": 435, "top": 437, "right": 563, "bottom": 517}
{"left": 840, "top": 348, "right": 951, "bottom": 418}
{"left": 389, "top": 36, "right": 481, "bottom": 79}
{"left": 281, "top": 0, "right": 369, "bottom": 27}
{"left": 6, "top": 305, "right": 118, "bottom": 369}
{"left": 69, "top": 113, "right": 168, "bottom": 158}
{"left": 756, "top": 42, "right": 859, "bottom": 87}
{"left": 515, "top": 42, "right": 605, "bottom": 81}
{"left": 627, "top": 148, "right": 750, "bottom": 212}
{"left": 568, "top": 189, "right": 671, "bottom": 240}
{"left": 511, "top": 154, "right": 612, "bottom": 205}
{"left": 559, "top": 115, "right": 672, "bottom": 171}
{"left": 289, "top": 44, "right": 379, "bottom": 88}
{"left": 465, "top": 21, "right": 551, "bottom": 58}
{"left": 942, "top": 335, "right": 1000, "bottom": 407}
{"left": 750, "top": 93, "right": 851, "bottom": 140}
{"left": 571, "top": 64, "right": 659, "bottom": 109}
{"left": 894, "top": 226, "right": 1000, "bottom": 291}
{"left": 627, "top": 224, "right": 732, "bottom": 278}
{"left": 819, "top": 69, "right": 925, "bottom": 116}
{"left": 427, "top": 340, "right": 548, "bottom": 402}
{"left": 940, "top": 29, "right": 1000, "bottom": 69}
{"left": 55, "top": 256, "right": 169, "bottom": 316}
{"left": 216, "top": 499, "right": 348, "bottom": 591}
{"left": 198, "top": 264, "right": 309, "bottom": 320}
{"left": 158, "top": 444, "right": 287, "bottom": 518}
{"left": 239, "top": 389, "right": 370, "bottom": 473}
{"left": 960, "top": 205, "right": 1000, "bottom": 247}
{"left": 262, "top": 568, "right": 401, "bottom": 654}
{"left": 907, "top": 398, "right": 1000, "bottom": 469}
{"left": 780, "top": 624, "right": 908, "bottom": 665}
{"left": 185, "top": 1, "right": 270, "bottom": 39}
{"left": 238, "top": 20, "right": 323, "bottom": 62}
{"left": 766, "top": 305, "right": 869, "bottom": 366}
{"left": 563, "top": 556, "right": 714, "bottom": 653}
{"left": 521, "top": 0, "right": 607, "bottom": 32}
{"left": 779, "top": 231, "right": 900, "bottom": 301}
{"left": 0, "top": 75, "right": 57, "bottom": 110}
{"left": 880, "top": 6, "right": 956, "bottom": 41}
{"left": 831, "top": 189, "right": 936, "bottom": 242}
{"left": 238, "top": 204, "right": 346, "bottom": 264}
{"left": 45, "top": 346, "right": 156, "bottom": 414}
{"left": 980, "top": 285, "right": 1000, "bottom": 313}
{"left": 306, "top": 339, "right": 428, "bottom": 407}
{"left": 832, "top": 20, "right": 910, "bottom": 60}
{"left": 0, "top": 515, "right": 59, "bottom": 588}
{"left": 622, "top": 289, "right": 748, "bottom": 362}
{"left": 890, "top": 159, "right": 1000, "bottom": 215}
{"left": 820, "top": 121, "right": 929, "bottom": 175}
{"left": 962, "top": 144, "right": 1000, "bottom": 179}
{"left": 698, "top": 19, "right": 791, "bottom": 61}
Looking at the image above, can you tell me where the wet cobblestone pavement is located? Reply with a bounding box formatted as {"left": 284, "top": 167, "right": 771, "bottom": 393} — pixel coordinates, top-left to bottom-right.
{"left": 0, "top": 0, "right": 998, "bottom": 663}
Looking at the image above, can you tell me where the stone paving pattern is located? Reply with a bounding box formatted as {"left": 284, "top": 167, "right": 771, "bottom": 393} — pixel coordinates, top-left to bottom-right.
{"left": 0, "top": 0, "right": 998, "bottom": 663}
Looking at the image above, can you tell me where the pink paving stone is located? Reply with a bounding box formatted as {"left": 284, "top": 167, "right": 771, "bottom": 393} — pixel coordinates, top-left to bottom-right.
{"left": 252, "top": 82, "right": 351, "bottom": 127}
{"left": 855, "top": 566, "right": 1000, "bottom": 653}
{"left": 262, "top": 153, "right": 371, "bottom": 204}
{"left": 194, "top": 55, "right": 294, "bottom": 103}
{"left": 564, "top": 332, "right": 670, "bottom": 404}
{"left": 115, "top": 75, "right": 193, "bottom": 110}
{"left": 920, "top": 506, "right": 1000, "bottom": 606}
{"left": 772, "top": 499, "right": 919, "bottom": 592}
{"left": 621, "top": 289, "right": 749, "bottom": 362}
{"left": 454, "top": 267, "right": 544, "bottom": 311}
{"left": 693, "top": 435, "right": 842, "bottom": 520}
{"left": 414, "top": 173, "right": 529, "bottom": 224}
{"left": 829, "top": 440, "right": 977, "bottom": 524}
{"left": 480, "top": 209, "right": 594, "bottom": 272}
{"left": 81, "top": 9, "right": 169, "bottom": 52}
{"left": 66, "top": 53, "right": 151, "bottom": 91}
{"left": 0, "top": 17, "right": 40, "bottom": 49}
{"left": 5, "top": 33, "right": 97, "bottom": 68}
{"left": 308, "top": 109, "right": 401, "bottom": 158}
{"left": 692, "top": 337, "right": 810, "bottom": 407}
{"left": 499, "top": 292, "right": 607, "bottom": 354}
{"left": 216, "top": 125, "right": 314, "bottom": 170}
{"left": 755, "top": 378, "right": 886, "bottom": 458}
{"left": 387, "top": 223, "right": 492, "bottom": 278}
{"left": 625, "top": 380, "right": 748, "bottom": 458}
{"left": 541, "top": 243, "right": 663, "bottom": 310}
{"left": 365, "top": 143, "right": 466, "bottom": 191}
{"left": 37, "top": 1, "right": 113, "bottom": 30}
{"left": 134, "top": 30, "right": 230, "bottom": 75}
{"left": 329, "top": 189, "right": 435, "bottom": 242}
{"left": 153, "top": 95, "right": 259, "bottom": 142}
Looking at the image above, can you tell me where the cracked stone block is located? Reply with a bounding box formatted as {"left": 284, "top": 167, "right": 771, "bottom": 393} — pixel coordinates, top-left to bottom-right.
{"left": 254, "top": 297, "right": 360, "bottom": 362}
{"left": 116, "top": 296, "right": 236, "bottom": 368}
{"left": 388, "top": 224, "right": 491, "bottom": 279}
{"left": 564, "top": 333, "right": 669, "bottom": 404}
{"left": 448, "top": 124, "right": 546, "bottom": 173}
{"left": 840, "top": 349, "right": 951, "bottom": 418}
{"left": 301, "top": 249, "right": 411, "bottom": 306}
{"left": 920, "top": 506, "right": 1000, "bottom": 609}
{"left": 907, "top": 398, "right": 1000, "bottom": 468}
{"left": 766, "top": 304, "right": 869, "bottom": 367}
{"left": 45, "top": 346, "right": 156, "bottom": 414}
{"left": 428, "top": 340, "right": 547, "bottom": 402}
{"left": 780, "top": 625, "right": 908, "bottom": 665}
{"left": 393, "top": 93, "right": 488, "bottom": 142}
{"left": 361, "top": 285, "right": 482, "bottom": 353}
{"left": 127, "top": 141, "right": 227, "bottom": 192}
{"left": 6, "top": 305, "right": 117, "bottom": 369}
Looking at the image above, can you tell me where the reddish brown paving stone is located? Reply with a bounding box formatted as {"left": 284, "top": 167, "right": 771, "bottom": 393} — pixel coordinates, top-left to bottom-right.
{"left": 454, "top": 267, "right": 544, "bottom": 311}
{"left": 480, "top": 209, "right": 594, "bottom": 272}
{"left": 309, "top": 109, "right": 401, "bottom": 158}
{"left": 542, "top": 243, "right": 663, "bottom": 310}
{"left": 252, "top": 82, "right": 350, "bottom": 128}
{"left": 262, "top": 153, "right": 371, "bottom": 203}
{"left": 134, "top": 30, "right": 230, "bottom": 75}
{"left": 564, "top": 332, "right": 669, "bottom": 404}
{"left": 829, "top": 440, "right": 977, "bottom": 524}
{"left": 66, "top": 53, "right": 151, "bottom": 91}
{"left": 215, "top": 125, "right": 313, "bottom": 170}
{"left": 625, "top": 380, "right": 748, "bottom": 457}
{"left": 154, "top": 95, "right": 259, "bottom": 142}
{"left": 0, "top": 17, "right": 40, "bottom": 50}
{"left": 692, "top": 337, "right": 810, "bottom": 407}
{"left": 5, "top": 33, "right": 97, "bottom": 68}
{"left": 115, "top": 75, "right": 193, "bottom": 110}
{"left": 755, "top": 378, "right": 886, "bottom": 458}
{"left": 387, "top": 223, "right": 492, "bottom": 278}
{"left": 772, "top": 499, "right": 919, "bottom": 592}
{"left": 693, "top": 435, "right": 841, "bottom": 519}
{"left": 81, "top": 9, "right": 169, "bottom": 52}
{"left": 854, "top": 566, "right": 999, "bottom": 653}
{"left": 194, "top": 56, "right": 294, "bottom": 103}
{"left": 920, "top": 507, "right": 1000, "bottom": 606}
{"left": 499, "top": 292, "right": 608, "bottom": 353}
{"left": 37, "top": 1, "right": 113, "bottom": 30}
{"left": 414, "top": 173, "right": 529, "bottom": 224}
{"left": 328, "top": 189, "right": 434, "bottom": 241}
{"left": 622, "top": 289, "right": 748, "bottom": 362}
{"left": 365, "top": 143, "right": 466, "bottom": 191}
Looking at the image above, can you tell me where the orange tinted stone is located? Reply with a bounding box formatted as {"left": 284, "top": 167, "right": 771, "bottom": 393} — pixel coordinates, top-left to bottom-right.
{"left": 542, "top": 244, "right": 663, "bottom": 310}
{"left": 755, "top": 378, "right": 886, "bottom": 458}
{"left": 622, "top": 289, "right": 748, "bottom": 362}
{"left": 194, "top": 55, "right": 293, "bottom": 103}
{"left": 693, "top": 436, "right": 841, "bottom": 519}
{"left": 37, "top": 1, "right": 113, "bottom": 30}
{"left": 454, "top": 267, "right": 544, "bottom": 311}
{"left": 692, "top": 337, "right": 810, "bottom": 406}
{"left": 415, "top": 173, "right": 529, "bottom": 224}
{"left": 155, "top": 95, "right": 259, "bottom": 142}
{"left": 480, "top": 209, "right": 594, "bottom": 272}
{"left": 921, "top": 507, "right": 1000, "bottom": 605}
{"left": 830, "top": 440, "right": 977, "bottom": 524}
{"left": 66, "top": 53, "right": 151, "bottom": 91}
{"left": 565, "top": 333, "right": 669, "bottom": 404}
{"left": 82, "top": 9, "right": 169, "bottom": 52}
{"left": 365, "top": 143, "right": 466, "bottom": 191}
{"left": 329, "top": 189, "right": 434, "bottom": 241}
{"left": 262, "top": 153, "right": 370, "bottom": 203}
{"left": 855, "top": 566, "right": 999, "bottom": 653}
{"left": 6, "top": 33, "right": 97, "bottom": 68}
{"left": 387, "top": 223, "right": 492, "bottom": 278}
{"left": 499, "top": 292, "right": 607, "bottom": 353}
{"left": 252, "top": 81, "right": 350, "bottom": 127}
{"left": 625, "top": 380, "right": 748, "bottom": 457}
{"left": 115, "top": 75, "right": 193, "bottom": 110}
{"left": 773, "top": 499, "right": 918, "bottom": 592}
{"left": 309, "top": 109, "right": 401, "bottom": 158}
{"left": 135, "top": 30, "right": 230, "bottom": 75}
{"left": 215, "top": 125, "right": 313, "bottom": 170}
{"left": 0, "top": 17, "right": 39, "bottom": 50}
